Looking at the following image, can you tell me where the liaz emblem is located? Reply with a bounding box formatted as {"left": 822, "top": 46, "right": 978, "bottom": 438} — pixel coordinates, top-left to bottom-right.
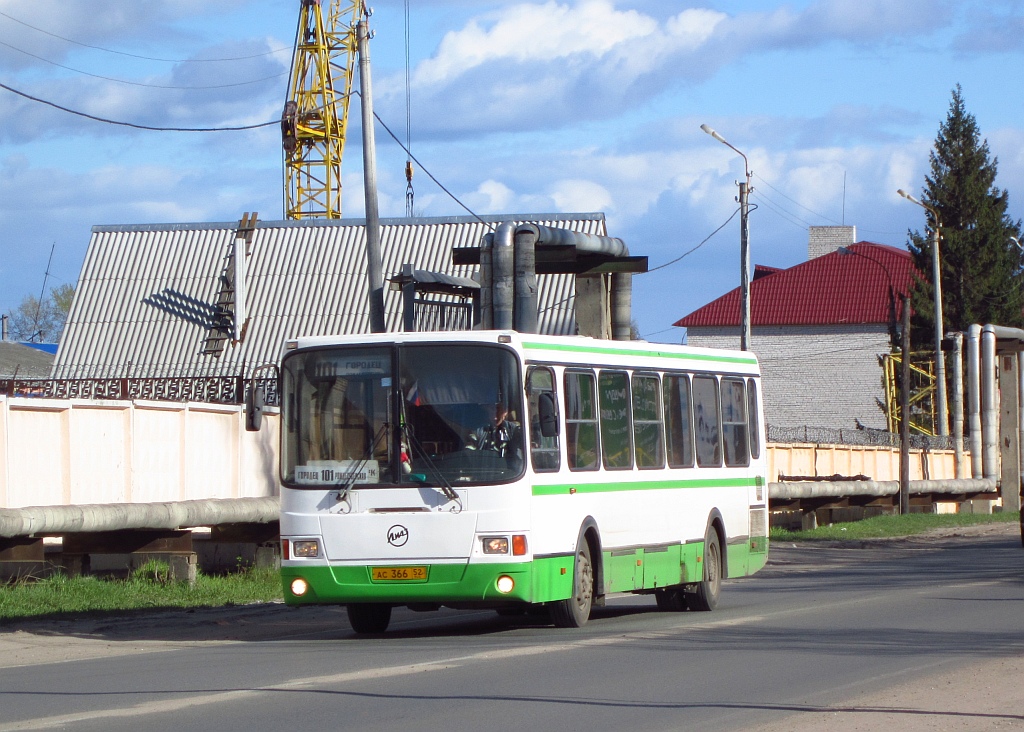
{"left": 387, "top": 525, "right": 409, "bottom": 547}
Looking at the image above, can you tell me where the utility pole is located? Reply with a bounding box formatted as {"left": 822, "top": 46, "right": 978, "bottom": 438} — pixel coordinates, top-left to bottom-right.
{"left": 738, "top": 178, "right": 752, "bottom": 351}
{"left": 900, "top": 294, "right": 911, "bottom": 515}
{"left": 357, "top": 15, "right": 386, "bottom": 333}
{"left": 701, "top": 124, "right": 752, "bottom": 350}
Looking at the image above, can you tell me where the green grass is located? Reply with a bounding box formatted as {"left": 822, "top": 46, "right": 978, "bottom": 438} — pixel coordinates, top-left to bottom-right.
{"left": 0, "top": 565, "right": 283, "bottom": 622}
{"left": 770, "top": 511, "right": 1020, "bottom": 542}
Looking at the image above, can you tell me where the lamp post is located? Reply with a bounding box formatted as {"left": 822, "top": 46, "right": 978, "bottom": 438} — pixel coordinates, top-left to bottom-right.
{"left": 898, "top": 189, "right": 948, "bottom": 436}
{"left": 837, "top": 246, "right": 899, "bottom": 343}
{"left": 702, "top": 124, "right": 752, "bottom": 351}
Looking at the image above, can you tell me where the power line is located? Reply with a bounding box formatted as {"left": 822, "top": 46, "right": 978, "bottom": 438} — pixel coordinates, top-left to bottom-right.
{"left": 0, "top": 79, "right": 280, "bottom": 131}
{"left": 0, "top": 9, "right": 291, "bottom": 62}
{"left": 645, "top": 207, "right": 740, "bottom": 274}
{"left": 371, "top": 104, "right": 492, "bottom": 228}
{"left": 0, "top": 37, "right": 287, "bottom": 89}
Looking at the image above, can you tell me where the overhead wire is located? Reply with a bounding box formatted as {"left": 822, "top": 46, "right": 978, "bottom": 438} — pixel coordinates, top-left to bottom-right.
{"left": 0, "top": 37, "right": 287, "bottom": 89}
{"left": 0, "top": 79, "right": 280, "bottom": 131}
{"left": 0, "top": 9, "right": 291, "bottom": 62}
{"left": 645, "top": 207, "right": 741, "bottom": 274}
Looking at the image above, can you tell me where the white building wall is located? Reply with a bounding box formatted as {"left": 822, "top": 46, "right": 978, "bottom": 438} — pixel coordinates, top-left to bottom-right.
{"left": 684, "top": 324, "right": 891, "bottom": 430}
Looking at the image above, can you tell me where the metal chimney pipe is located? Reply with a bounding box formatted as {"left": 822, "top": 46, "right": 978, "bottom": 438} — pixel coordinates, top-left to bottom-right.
{"left": 981, "top": 325, "right": 998, "bottom": 481}
{"left": 611, "top": 272, "right": 632, "bottom": 340}
{"left": 513, "top": 225, "right": 539, "bottom": 333}
{"left": 967, "top": 324, "right": 982, "bottom": 478}
{"left": 479, "top": 233, "right": 494, "bottom": 330}
{"left": 492, "top": 222, "right": 515, "bottom": 330}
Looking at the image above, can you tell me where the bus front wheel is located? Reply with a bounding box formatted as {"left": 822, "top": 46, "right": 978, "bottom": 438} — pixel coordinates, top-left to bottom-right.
{"left": 347, "top": 603, "right": 392, "bottom": 634}
{"left": 685, "top": 527, "right": 721, "bottom": 612}
{"left": 551, "top": 540, "right": 594, "bottom": 628}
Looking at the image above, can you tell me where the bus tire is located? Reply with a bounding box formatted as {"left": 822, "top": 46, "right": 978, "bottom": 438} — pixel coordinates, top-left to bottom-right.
{"left": 347, "top": 603, "right": 392, "bottom": 634}
{"left": 550, "top": 539, "right": 594, "bottom": 628}
{"left": 685, "top": 527, "right": 721, "bottom": 612}
{"left": 654, "top": 587, "right": 687, "bottom": 612}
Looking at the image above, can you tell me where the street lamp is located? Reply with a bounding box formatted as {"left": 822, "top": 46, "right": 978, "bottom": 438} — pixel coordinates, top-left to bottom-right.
{"left": 898, "top": 188, "right": 948, "bottom": 436}
{"left": 837, "top": 246, "right": 899, "bottom": 341}
{"left": 702, "top": 123, "right": 753, "bottom": 351}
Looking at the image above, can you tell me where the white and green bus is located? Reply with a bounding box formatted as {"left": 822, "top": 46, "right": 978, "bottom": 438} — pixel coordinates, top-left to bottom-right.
{"left": 273, "top": 330, "right": 768, "bottom": 633}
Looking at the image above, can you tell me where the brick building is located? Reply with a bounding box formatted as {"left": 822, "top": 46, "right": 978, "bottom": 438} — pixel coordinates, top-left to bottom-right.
{"left": 674, "top": 227, "right": 914, "bottom": 431}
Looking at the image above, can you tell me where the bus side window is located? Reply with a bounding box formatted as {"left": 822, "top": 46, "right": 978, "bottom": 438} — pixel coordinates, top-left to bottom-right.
{"left": 747, "top": 378, "right": 761, "bottom": 460}
{"left": 527, "top": 367, "right": 561, "bottom": 472}
{"left": 632, "top": 373, "right": 664, "bottom": 469}
{"left": 722, "top": 377, "right": 749, "bottom": 467}
{"left": 598, "top": 370, "right": 633, "bottom": 470}
{"left": 664, "top": 374, "right": 694, "bottom": 468}
{"left": 564, "top": 370, "right": 600, "bottom": 471}
{"left": 692, "top": 375, "right": 721, "bottom": 467}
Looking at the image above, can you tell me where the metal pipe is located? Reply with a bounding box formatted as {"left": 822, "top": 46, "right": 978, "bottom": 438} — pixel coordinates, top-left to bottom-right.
{"left": 768, "top": 478, "right": 997, "bottom": 500}
{"left": 491, "top": 222, "right": 515, "bottom": 330}
{"left": 900, "top": 294, "right": 910, "bottom": 514}
{"left": 952, "top": 332, "right": 965, "bottom": 478}
{"left": 967, "top": 324, "right": 982, "bottom": 478}
{"left": 611, "top": 272, "right": 632, "bottom": 341}
{"left": 479, "top": 233, "right": 493, "bottom": 330}
{"left": 981, "top": 324, "right": 998, "bottom": 480}
{"left": 0, "top": 497, "right": 280, "bottom": 539}
{"left": 357, "top": 18, "right": 386, "bottom": 333}
{"left": 513, "top": 226, "right": 539, "bottom": 333}
{"left": 523, "top": 224, "right": 628, "bottom": 257}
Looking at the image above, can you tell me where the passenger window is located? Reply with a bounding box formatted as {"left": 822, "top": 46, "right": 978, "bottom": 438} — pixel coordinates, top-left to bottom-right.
{"left": 722, "top": 378, "right": 749, "bottom": 467}
{"left": 527, "top": 367, "right": 560, "bottom": 472}
{"left": 664, "top": 374, "right": 694, "bottom": 468}
{"left": 564, "top": 371, "right": 599, "bottom": 471}
{"left": 747, "top": 379, "right": 761, "bottom": 460}
{"left": 632, "top": 373, "right": 664, "bottom": 469}
{"left": 599, "top": 370, "right": 633, "bottom": 470}
{"left": 692, "top": 375, "right": 721, "bottom": 467}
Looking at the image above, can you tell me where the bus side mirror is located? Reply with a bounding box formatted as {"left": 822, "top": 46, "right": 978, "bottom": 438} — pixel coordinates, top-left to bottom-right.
{"left": 538, "top": 392, "right": 558, "bottom": 438}
{"left": 246, "top": 385, "right": 265, "bottom": 432}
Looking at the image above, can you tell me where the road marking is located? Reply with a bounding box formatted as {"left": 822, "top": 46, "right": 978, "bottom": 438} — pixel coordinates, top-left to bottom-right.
{"left": 0, "top": 576, "right": 1011, "bottom": 730}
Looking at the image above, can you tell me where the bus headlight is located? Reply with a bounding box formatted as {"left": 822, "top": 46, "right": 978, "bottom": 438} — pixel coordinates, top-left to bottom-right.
{"left": 292, "top": 540, "right": 320, "bottom": 558}
{"left": 482, "top": 537, "right": 509, "bottom": 554}
{"left": 496, "top": 575, "right": 515, "bottom": 594}
{"left": 290, "top": 578, "right": 309, "bottom": 597}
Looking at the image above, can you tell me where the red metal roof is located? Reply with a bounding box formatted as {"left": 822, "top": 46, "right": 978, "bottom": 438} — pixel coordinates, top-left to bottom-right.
{"left": 674, "top": 242, "right": 914, "bottom": 328}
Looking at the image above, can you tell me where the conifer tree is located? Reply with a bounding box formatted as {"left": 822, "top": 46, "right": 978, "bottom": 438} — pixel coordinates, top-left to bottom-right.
{"left": 907, "top": 85, "right": 1024, "bottom": 342}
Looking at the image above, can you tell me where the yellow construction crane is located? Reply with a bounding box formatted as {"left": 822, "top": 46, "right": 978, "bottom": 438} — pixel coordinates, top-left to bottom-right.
{"left": 282, "top": 0, "right": 363, "bottom": 219}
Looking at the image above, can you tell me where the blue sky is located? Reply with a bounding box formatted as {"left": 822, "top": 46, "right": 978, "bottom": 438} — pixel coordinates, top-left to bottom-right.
{"left": 1, "top": 0, "right": 1022, "bottom": 343}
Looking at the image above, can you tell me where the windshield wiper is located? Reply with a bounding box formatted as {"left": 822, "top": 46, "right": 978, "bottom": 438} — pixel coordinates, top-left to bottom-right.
{"left": 403, "top": 426, "right": 462, "bottom": 509}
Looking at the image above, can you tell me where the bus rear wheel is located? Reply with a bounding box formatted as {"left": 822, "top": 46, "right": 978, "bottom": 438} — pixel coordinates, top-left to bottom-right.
{"left": 654, "top": 587, "right": 687, "bottom": 611}
{"left": 685, "top": 528, "right": 721, "bottom": 612}
{"left": 551, "top": 540, "right": 594, "bottom": 628}
{"left": 347, "top": 603, "right": 392, "bottom": 634}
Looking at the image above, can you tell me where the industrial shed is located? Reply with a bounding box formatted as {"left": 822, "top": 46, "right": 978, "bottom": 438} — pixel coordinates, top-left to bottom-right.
{"left": 53, "top": 213, "right": 609, "bottom": 380}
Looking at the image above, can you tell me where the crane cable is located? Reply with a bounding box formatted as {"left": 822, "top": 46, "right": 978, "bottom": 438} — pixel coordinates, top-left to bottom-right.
{"left": 404, "top": 0, "right": 415, "bottom": 217}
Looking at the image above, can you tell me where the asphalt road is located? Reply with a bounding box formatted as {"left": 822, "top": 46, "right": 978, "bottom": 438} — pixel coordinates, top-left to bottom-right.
{"left": 1, "top": 524, "right": 1022, "bottom": 732}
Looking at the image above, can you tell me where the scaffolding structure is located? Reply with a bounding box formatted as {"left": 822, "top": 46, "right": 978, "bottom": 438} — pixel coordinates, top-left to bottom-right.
{"left": 282, "top": 0, "right": 363, "bottom": 219}
{"left": 882, "top": 352, "right": 938, "bottom": 436}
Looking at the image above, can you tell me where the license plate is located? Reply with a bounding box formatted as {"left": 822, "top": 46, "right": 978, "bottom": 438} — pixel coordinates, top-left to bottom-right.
{"left": 371, "top": 566, "right": 428, "bottom": 581}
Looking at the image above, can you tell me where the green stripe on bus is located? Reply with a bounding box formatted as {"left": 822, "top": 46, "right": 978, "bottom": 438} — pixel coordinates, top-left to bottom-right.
{"left": 521, "top": 341, "right": 758, "bottom": 365}
{"left": 531, "top": 477, "right": 759, "bottom": 496}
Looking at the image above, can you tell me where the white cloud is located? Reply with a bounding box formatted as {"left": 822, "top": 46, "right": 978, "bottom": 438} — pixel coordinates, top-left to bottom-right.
{"left": 549, "top": 178, "right": 612, "bottom": 212}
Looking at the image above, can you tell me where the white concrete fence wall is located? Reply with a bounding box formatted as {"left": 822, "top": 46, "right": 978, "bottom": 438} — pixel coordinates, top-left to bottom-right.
{"left": 1, "top": 395, "right": 960, "bottom": 511}
{"left": 0, "top": 396, "right": 280, "bottom": 509}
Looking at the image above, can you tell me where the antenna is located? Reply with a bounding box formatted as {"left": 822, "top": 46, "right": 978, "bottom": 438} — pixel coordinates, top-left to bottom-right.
{"left": 32, "top": 243, "right": 56, "bottom": 343}
{"left": 842, "top": 171, "right": 846, "bottom": 226}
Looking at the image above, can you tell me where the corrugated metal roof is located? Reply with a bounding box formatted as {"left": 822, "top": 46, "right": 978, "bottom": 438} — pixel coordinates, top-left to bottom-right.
{"left": 54, "top": 213, "right": 607, "bottom": 379}
{"left": 674, "top": 242, "right": 915, "bottom": 328}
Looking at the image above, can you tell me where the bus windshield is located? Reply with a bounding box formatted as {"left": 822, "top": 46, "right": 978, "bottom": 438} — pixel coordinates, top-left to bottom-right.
{"left": 281, "top": 343, "right": 524, "bottom": 487}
